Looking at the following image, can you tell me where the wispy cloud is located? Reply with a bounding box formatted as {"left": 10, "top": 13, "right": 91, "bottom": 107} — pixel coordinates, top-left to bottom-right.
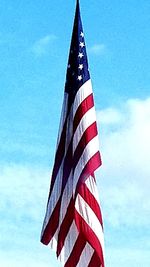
{"left": 89, "top": 43, "right": 106, "bottom": 56}
{"left": 32, "top": 34, "right": 57, "bottom": 57}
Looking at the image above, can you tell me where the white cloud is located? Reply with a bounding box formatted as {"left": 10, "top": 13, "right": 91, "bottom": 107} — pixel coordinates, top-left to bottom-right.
{"left": 0, "top": 164, "right": 50, "bottom": 222}
{"left": 32, "top": 34, "right": 57, "bottom": 57}
{"left": 0, "top": 164, "right": 58, "bottom": 266}
{"left": 97, "top": 107, "right": 123, "bottom": 125}
{"left": 106, "top": 247, "right": 150, "bottom": 267}
{"left": 97, "top": 97, "right": 150, "bottom": 229}
{"left": 0, "top": 249, "right": 57, "bottom": 267}
{"left": 89, "top": 43, "right": 106, "bottom": 55}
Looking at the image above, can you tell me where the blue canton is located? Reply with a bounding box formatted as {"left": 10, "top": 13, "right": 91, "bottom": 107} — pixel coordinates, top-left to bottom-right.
{"left": 65, "top": 1, "right": 90, "bottom": 102}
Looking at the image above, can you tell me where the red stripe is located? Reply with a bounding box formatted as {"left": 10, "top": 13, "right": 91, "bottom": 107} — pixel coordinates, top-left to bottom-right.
{"left": 64, "top": 234, "right": 86, "bottom": 267}
{"left": 73, "top": 122, "right": 98, "bottom": 167}
{"left": 88, "top": 251, "right": 102, "bottom": 267}
{"left": 73, "top": 93, "right": 94, "bottom": 131}
{"left": 78, "top": 182, "right": 103, "bottom": 228}
{"left": 41, "top": 199, "right": 61, "bottom": 245}
{"left": 75, "top": 209, "right": 104, "bottom": 267}
{"left": 57, "top": 198, "right": 74, "bottom": 256}
{"left": 75, "top": 151, "right": 101, "bottom": 196}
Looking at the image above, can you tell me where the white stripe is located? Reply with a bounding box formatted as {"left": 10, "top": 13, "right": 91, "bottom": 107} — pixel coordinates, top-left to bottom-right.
{"left": 73, "top": 79, "right": 92, "bottom": 116}
{"left": 58, "top": 221, "right": 79, "bottom": 265}
{"left": 85, "top": 175, "right": 100, "bottom": 205}
{"left": 42, "top": 171, "right": 73, "bottom": 245}
{"left": 73, "top": 106, "right": 97, "bottom": 153}
{"left": 73, "top": 136, "right": 99, "bottom": 193}
{"left": 76, "top": 242, "right": 94, "bottom": 267}
{"left": 42, "top": 164, "right": 72, "bottom": 237}
{"left": 75, "top": 194, "right": 104, "bottom": 253}
{"left": 49, "top": 229, "right": 58, "bottom": 251}
{"left": 59, "top": 171, "right": 73, "bottom": 225}
{"left": 41, "top": 158, "right": 65, "bottom": 235}
{"left": 47, "top": 174, "right": 74, "bottom": 251}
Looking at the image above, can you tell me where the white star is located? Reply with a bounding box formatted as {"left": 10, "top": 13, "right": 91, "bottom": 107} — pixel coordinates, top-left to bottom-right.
{"left": 77, "top": 75, "right": 82, "bottom": 81}
{"left": 78, "top": 52, "right": 84, "bottom": 58}
{"left": 78, "top": 64, "right": 83, "bottom": 70}
{"left": 79, "top": 42, "right": 85, "bottom": 48}
{"left": 67, "top": 64, "right": 71, "bottom": 69}
{"left": 80, "top": 32, "right": 84, "bottom": 37}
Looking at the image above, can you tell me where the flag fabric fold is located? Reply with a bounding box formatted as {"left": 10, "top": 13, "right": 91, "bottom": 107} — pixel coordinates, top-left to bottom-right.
{"left": 41, "top": 1, "right": 105, "bottom": 266}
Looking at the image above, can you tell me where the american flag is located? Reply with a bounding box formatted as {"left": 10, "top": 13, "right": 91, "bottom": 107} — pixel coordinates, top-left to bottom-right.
{"left": 41, "top": 1, "right": 105, "bottom": 266}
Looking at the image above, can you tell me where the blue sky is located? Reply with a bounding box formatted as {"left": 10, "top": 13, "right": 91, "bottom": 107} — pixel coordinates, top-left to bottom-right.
{"left": 0, "top": 0, "right": 150, "bottom": 266}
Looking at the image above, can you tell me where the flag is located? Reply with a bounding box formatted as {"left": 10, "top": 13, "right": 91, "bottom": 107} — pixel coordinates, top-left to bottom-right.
{"left": 41, "top": 1, "right": 105, "bottom": 266}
